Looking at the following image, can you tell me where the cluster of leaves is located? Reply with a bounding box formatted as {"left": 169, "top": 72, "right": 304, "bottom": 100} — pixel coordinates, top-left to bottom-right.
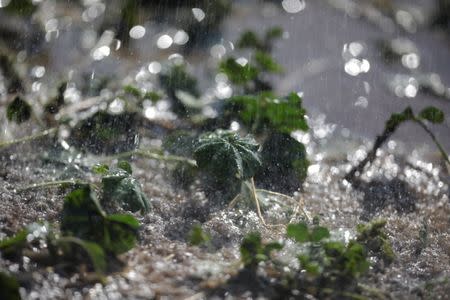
{"left": 220, "top": 27, "right": 283, "bottom": 93}
{"left": 356, "top": 219, "right": 394, "bottom": 265}
{"left": 6, "top": 96, "right": 31, "bottom": 124}
{"left": 237, "top": 219, "right": 394, "bottom": 298}
{"left": 0, "top": 185, "right": 140, "bottom": 275}
{"left": 0, "top": 162, "right": 147, "bottom": 279}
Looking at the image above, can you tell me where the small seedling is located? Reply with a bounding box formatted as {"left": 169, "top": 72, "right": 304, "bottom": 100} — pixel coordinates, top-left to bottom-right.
{"left": 356, "top": 219, "right": 394, "bottom": 265}
{"left": 240, "top": 232, "right": 282, "bottom": 273}
{"left": 345, "top": 106, "right": 449, "bottom": 183}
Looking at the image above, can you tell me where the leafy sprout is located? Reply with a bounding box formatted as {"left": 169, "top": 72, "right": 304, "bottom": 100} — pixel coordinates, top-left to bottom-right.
{"left": 188, "top": 224, "right": 211, "bottom": 246}
{"left": 240, "top": 232, "right": 282, "bottom": 271}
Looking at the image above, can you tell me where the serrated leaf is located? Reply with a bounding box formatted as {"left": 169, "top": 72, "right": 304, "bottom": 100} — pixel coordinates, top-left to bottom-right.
{"left": 194, "top": 130, "right": 261, "bottom": 181}
{"left": 102, "top": 169, "right": 150, "bottom": 213}
{"left": 6, "top": 96, "right": 31, "bottom": 124}
{"left": 419, "top": 106, "right": 445, "bottom": 124}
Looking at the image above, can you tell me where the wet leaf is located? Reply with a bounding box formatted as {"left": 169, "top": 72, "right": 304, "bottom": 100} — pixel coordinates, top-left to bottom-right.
{"left": 194, "top": 130, "right": 261, "bottom": 181}
{"left": 6, "top": 96, "right": 31, "bottom": 124}
{"left": 92, "top": 164, "right": 109, "bottom": 175}
{"left": 310, "top": 226, "right": 330, "bottom": 242}
{"left": 56, "top": 237, "right": 107, "bottom": 273}
{"left": 117, "top": 161, "right": 132, "bottom": 174}
{"left": 0, "top": 229, "right": 28, "bottom": 259}
{"left": 240, "top": 232, "right": 282, "bottom": 270}
{"left": 0, "top": 271, "right": 20, "bottom": 300}
{"left": 230, "top": 92, "right": 308, "bottom": 134}
{"left": 102, "top": 168, "right": 150, "bottom": 213}
{"left": 419, "top": 106, "right": 445, "bottom": 124}
{"left": 254, "top": 51, "right": 283, "bottom": 73}
{"left": 61, "top": 186, "right": 140, "bottom": 255}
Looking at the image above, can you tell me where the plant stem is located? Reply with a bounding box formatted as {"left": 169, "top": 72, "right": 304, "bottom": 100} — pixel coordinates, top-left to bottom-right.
{"left": 344, "top": 124, "right": 399, "bottom": 184}
{"left": 16, "top": 179, "right": 89, "bottom": 192}
{"left": 0, "top": 127, "right": 57, "bottom": 150}
{"left": 414, "top": 119, "right": 450, "bottom": 166}
{"left": 250, "top": 177, "right": 267, "bottom": 226}
{"left": 109, "top": 149, "right": 197, "bottom": 167}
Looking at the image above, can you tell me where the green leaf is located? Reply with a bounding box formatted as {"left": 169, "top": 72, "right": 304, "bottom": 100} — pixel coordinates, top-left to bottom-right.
{"left": 61, "top": 186, "right": 140, "bottom": 255}
{"left": 229, "top": 92, "right": 308, "bottom": 134}
{"left": 92, "top": 164, "right": 109, "bottom": 175}
{"left": 103, "top": 214, "right": 139, "bottom": 254}
{"left": 188, "top": 224, "right": 211, "bottom": 246}
{"left": 194, "top": 130, "right": 261, "bottom": 181}
{"left": 117, "top": 161, "right": 133, "bottom": 174}
{"left": 123, "top": 85, "right": 142, "bottom": 98}
{"left": 240, "top": 232, "right": 263, "bottom": 268}
{"left": 0, "top": 271, "right": 20, "bottom": 300}
{"left": 0, "top": 229, "right": 28, "bottom": 259}
{"left": 385, "top": 107, "right": 414, "bottom": 132}
{"left": 56, "top": 237, "right": 107, "bottom": 273}
{"left": 219, "top": 58, "right": 259, "bottom": 85}
{"left": 419, "top": 106, "right": 445, "bottom": 124}
{"left": 6, "top": 96, "right": 31, "bottom": 124}
{"left": 287, "top": 223, "right": 309, "bottom": 243}
{"left": 264, "top": 27, "right": 283, "bottom": 42}
{"left": 254, "top": 51, "right": 283, "bottom": 73}
{"left": 102, "top": 169, "right": 150, "bottom": 213}
{"left": 310, "top": 226, "right": 330, "bottom": 242}
{"left": 4, "top": 0, "right": 36, "bottom": 16}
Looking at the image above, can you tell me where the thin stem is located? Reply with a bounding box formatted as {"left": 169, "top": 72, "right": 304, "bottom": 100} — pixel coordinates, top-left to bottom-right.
{"left": 0, "top": 127, "right": 58, "bottom": 150}
{"left": 414, "top": 119, "right": 450, "bottom": 166}
{"left": 250, "top": 178, "right": 267, "bottom": 227}
{"left": 344, "top": 124, "right": 398, "bottom": 184}
{"left": 16, "top": 179, "right": 89, "bottom": 192}
{"left": 109, "top": 149, "right": 197, "bottom": 167}
{"left": 256, "top": 188, "right": 310, "bottom": 221}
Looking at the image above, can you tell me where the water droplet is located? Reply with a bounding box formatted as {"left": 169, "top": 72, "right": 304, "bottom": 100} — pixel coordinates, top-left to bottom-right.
{"left": 148, "top": 61, "right": 162, "bottom": 74}
{"left": 192, "top": 8, "right": 206, "bottom": 22}
{"left": 210, "top": 44, "right": 226, "bottom": 59}
{"left": 0, "top": 0, "right": 11, "bottom": 8}
{"left": 173, "top": 30, "right": 189, "bottom": 45}
{"left": 92, "top": 46, "right": 110, "bottom": 60}
{"left": 157, "top": 34, "right": 173, "bottom": 49}
{"left": 129, "top": 25, "right": 146, "bottom": 39}
{"left": 281, "top": 0, "right": 305, "bottom": 13}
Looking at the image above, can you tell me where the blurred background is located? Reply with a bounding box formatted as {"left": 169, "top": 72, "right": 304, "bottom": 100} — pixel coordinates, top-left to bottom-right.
{"left": 0, "top": 0, "right": 449, "bottom": 149}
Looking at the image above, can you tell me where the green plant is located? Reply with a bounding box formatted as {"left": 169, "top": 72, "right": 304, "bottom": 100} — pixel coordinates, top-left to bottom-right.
{"left": 345, "top": 106, "right": 449, "bottom": 183}
{"left": 240, "top": 232, "right": 282, "bottom": 273}
{"left": 356, "top": 220, "right": 394, "bottom": 265}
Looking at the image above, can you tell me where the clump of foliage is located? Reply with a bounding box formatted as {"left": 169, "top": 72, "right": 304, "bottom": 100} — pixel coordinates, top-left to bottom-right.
{"left": 6, "top": 96, "right": 31, "bottom": 124}
{"left": 220, "top": 27, "right": 283, "bottom": 93}
{"left": 356, "top": 219, "right": 394, "bottom": 265}
{"left": 234, "top": 220, "right": 378, "bottom": 299}
{"left": 346, "top": 106, "right": 449, "bottom": 183}
{"left": 0, "top": 185, "right": 140, "bottom": 275}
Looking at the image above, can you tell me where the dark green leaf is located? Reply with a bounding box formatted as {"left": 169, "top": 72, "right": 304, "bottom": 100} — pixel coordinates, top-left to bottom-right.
{"left": 56, "top": 237, "right": 107, "bottom": 273}
{"left": 0, "top": 271, "right": 20, "bottom": 300}
{"left": 7, "top": 96, "right": 31, "bottom": 124}
{"left": 123, "top": 85, "right": 142, "bottom": 98}
{"left": 385, "top": 107, "right": 414, "bottom": 132}
{"left": 194, "top": 130, "right": 261, "bottom": 181}
{"left": 103, "top": 214, "right": 139, "bottom": 254}
{"left": 264, "top": 27, "right": 283, "bottom": 42}
{"left": 240, "top": 232, "right": 263, "bottom": 268}
{"left": 419, "top": 106, "right": 445, "bottom": 124}
{"left": 287, "top": 223, "right": 309, "bottom": 243}
{"left": 237, "top": 31, "right": 264, "bottom": 50}
{"left": 102, "top": 169, "right": 150, "bottom": 213}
